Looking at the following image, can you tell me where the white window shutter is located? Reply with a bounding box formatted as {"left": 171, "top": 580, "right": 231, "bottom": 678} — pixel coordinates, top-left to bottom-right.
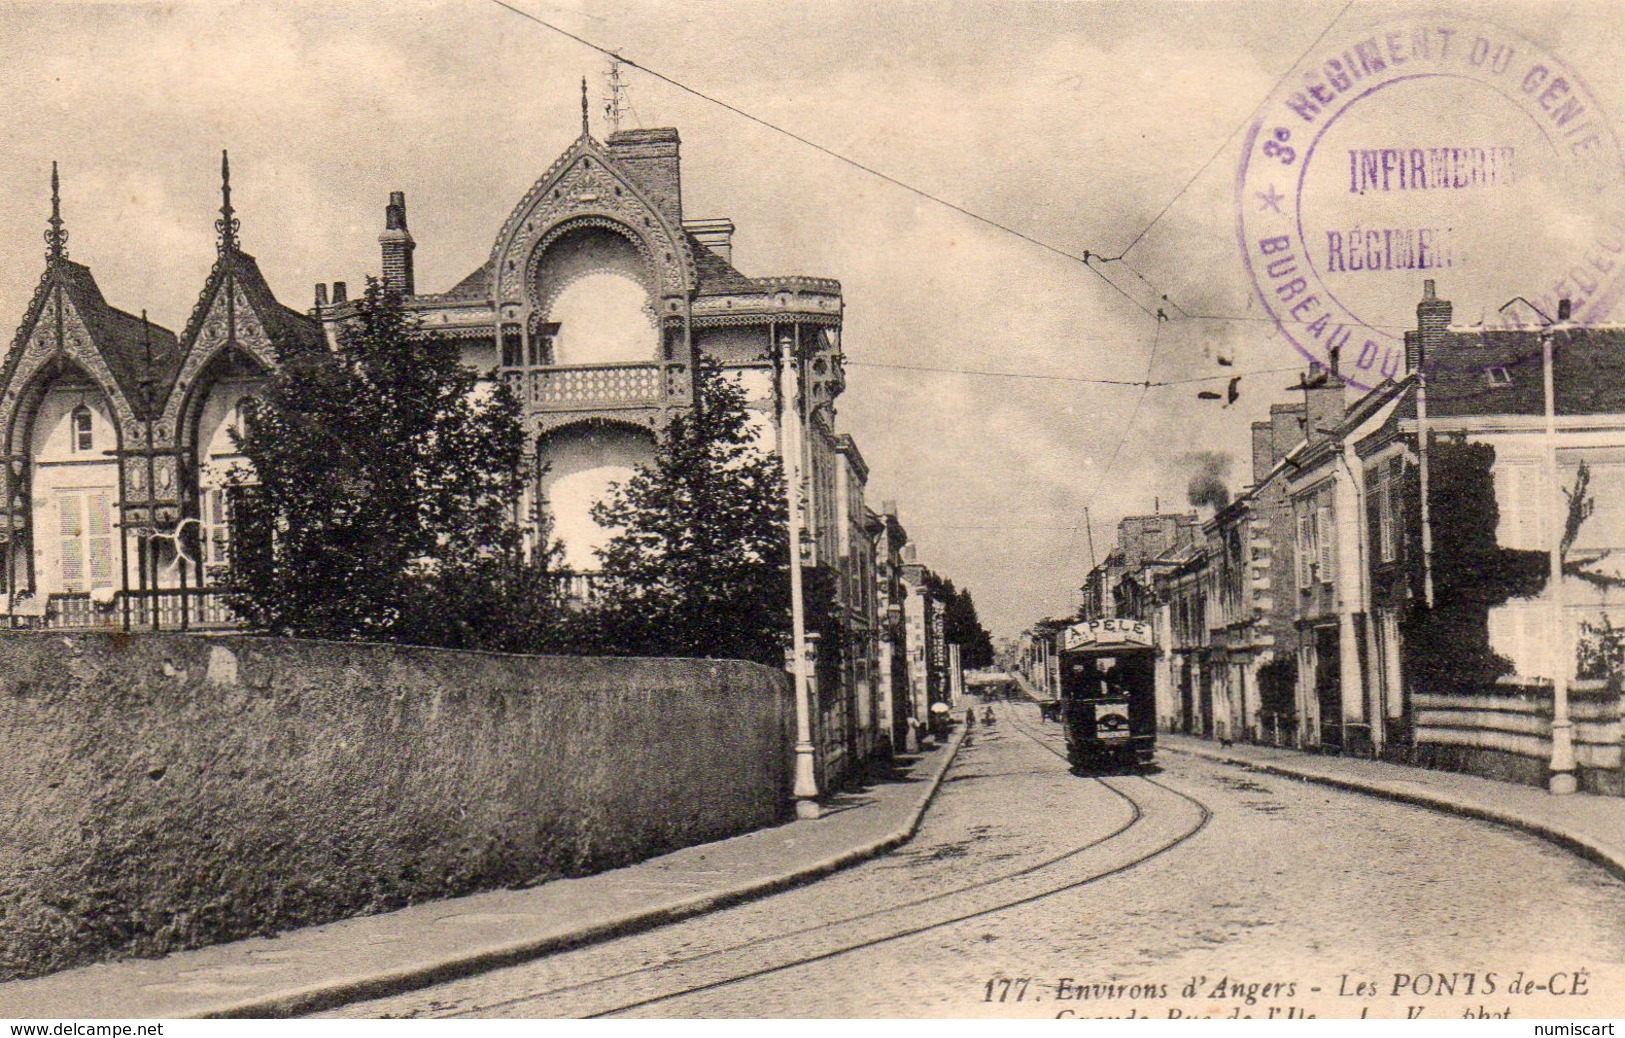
{"left": 1297, "top": 512, "right": 1311, "bottom": 588}
{"left": 1317, "top": 505, "right": 1335, "bottom": 585}
{"left": 58, "top": 491, "right": 84, "bottom": 591}
{"left": 87, "top": 490, "right": 114, "bottom": 588}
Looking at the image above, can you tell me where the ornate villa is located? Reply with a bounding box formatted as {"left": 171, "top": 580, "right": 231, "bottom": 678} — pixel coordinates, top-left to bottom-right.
{"left": 0, "top": 102, "right": 853, "bottom": 634}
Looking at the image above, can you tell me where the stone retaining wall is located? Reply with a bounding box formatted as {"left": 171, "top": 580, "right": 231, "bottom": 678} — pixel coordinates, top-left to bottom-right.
{"left": 0, "top": 633, "right": 792, "bottom": 981}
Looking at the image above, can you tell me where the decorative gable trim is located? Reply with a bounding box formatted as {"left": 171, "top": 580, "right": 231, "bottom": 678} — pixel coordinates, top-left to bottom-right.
{"left": 487, "top": 137, "right": 697, "bottom": 310}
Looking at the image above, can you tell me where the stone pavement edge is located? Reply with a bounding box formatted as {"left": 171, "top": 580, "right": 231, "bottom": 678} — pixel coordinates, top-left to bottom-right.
{"left": 1009, "top": 668, "right": 1625, "bottom": 887}
{"left": 1162, "top": 733, "right": 1625, "bottom": 885}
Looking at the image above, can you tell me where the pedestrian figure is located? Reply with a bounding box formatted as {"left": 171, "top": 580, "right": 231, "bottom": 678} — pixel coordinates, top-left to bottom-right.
{"left": 965, "top": 707, "right": 976, "bottom": 728}
{"left": 982, "top": 705, "right": 996, "bottom": 725}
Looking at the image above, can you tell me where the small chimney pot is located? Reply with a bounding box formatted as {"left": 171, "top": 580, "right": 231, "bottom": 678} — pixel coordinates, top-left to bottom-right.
{"left": 379, "top": 191, "right": 416, "bottom": 295}
{"left": 332, "top": 281, "right": 347, "bottom": 304}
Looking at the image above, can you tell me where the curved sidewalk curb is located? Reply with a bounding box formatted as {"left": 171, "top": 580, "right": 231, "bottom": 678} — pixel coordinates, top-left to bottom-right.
{"left": 1166, "top": 743, "right": 1625, "bottom": 885}
{"left": 212, "top": 728, "right": 969, "bottom": 1019}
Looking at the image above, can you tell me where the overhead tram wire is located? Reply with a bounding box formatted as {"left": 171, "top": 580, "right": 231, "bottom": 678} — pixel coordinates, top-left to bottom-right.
{"left": 1111, "top": 0, "right": 1355, "bottom": 260}
{"left": 484, "top": 0, "right": 1160, "bottom": 321}
{"left": 486, "top": 1, "right": 1390, "bottom": 404}
{"left": 843, "top": 359, "right": 1304, "bottom": 390}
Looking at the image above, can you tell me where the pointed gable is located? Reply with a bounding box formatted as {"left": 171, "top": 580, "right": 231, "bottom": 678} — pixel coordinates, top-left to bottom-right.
{"left": 54, "top": 261, "right": 180, "bottom": 416}
{"left": 0, "top": 259, "right": 177, "bottom": 428}
{"left": 486, "top": 133, "right": 698, "bottom": 308}
{"left": 166, "top": 148, "right": 324, "bottom": 409}
{"left": 160, "top": 247, "right": 323, "bottom": 441}
{"left": 173, "top": 248, "right": 322, "bottom": 371}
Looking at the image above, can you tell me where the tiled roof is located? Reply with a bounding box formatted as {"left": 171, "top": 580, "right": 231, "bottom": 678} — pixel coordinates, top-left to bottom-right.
{"left": 1426, "top": 326, "right": 1625, "bottom": 418}
{"left": 686, "top": 232, "right": 758, "bottom": 296}
{"left": 438, "top": 258, "right": 494, "bottom": 303}
{"left": 53, "top": 260, "right": 179, "bottom": 417}
{"left": 229, "top": 250, "right": 325, "bottom": 354}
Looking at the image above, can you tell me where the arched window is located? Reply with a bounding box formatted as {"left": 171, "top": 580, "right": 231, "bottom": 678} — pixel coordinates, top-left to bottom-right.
{"left": 70, "top": 405, "right": 93, "bottom": 453}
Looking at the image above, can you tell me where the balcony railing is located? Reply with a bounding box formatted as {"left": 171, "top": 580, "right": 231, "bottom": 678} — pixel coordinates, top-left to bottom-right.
{"left": 554, "top": 571, "right": 603, "bottom": 606}
{"left": 503, "top": 363, "right": 674, "bottom": 411}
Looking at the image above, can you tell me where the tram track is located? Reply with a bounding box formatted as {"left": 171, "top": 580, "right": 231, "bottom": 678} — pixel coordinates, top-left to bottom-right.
{"left": 412, "top": 731, "right": 1140, "bottom": 1017}
{"left": 997, "top": 694, "right": 1216, "bottom": 874}
{"left": 384, "top": 697, "right": 1216, "bottom": 1018}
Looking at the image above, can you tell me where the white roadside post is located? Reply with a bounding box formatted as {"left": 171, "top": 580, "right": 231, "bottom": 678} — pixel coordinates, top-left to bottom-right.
{"left": 1501, "top": 296, "right": 1576, "bottom": 795}
{"left": 1544, "top": 307, "right": 1577, "bottom": 794}
{"left": 780, "top": 330, "right": 822, "bottom": 818}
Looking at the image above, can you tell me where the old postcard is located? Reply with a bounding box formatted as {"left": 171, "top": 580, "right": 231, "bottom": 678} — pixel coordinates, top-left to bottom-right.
{"left": 2, "top": 0, "right": 1625, "bottom": 1023}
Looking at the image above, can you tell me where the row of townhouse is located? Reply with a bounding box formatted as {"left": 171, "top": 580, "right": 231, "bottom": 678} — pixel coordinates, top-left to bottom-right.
{"left": 1034, "top": 279, "right": 1625, "bottom": 795}
{"left": 0, "top": 114, "right": 963, "bottom": 790}
{"left": 873, "top": 510, "right": 965, "bottom": 751}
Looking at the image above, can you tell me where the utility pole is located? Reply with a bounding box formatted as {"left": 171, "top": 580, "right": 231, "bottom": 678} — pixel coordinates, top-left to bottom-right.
{"left": 1501, "top": 296, "right": 1576, "bottom": 795}
{"left": 1084, "top": 506, "right": 1097, "bottom": 571}
{"left": 1416, "top": 360, "right": 1435, "bottom": 609}
{"left": 779, "top": 329, "right": 821, "bottom": 818}
{"left": 1544, "top": 303, "right": 1576, "bottom": 794}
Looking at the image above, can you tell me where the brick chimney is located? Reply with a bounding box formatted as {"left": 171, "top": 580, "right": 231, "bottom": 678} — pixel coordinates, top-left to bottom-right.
{"left": 1269, "top": 402, "right": 1306, "bottom": 461}
{"left": 1251, "top": 421, "right": 1274, "bottom": 484}
{"left": 379, "top": 191, "right": 415, "bottom": 296}
{"left": 1305, "top": 369, "right": 1347, "bottom": 444}
{"left": 1408, "top": 278, "right": 1452, "bottom": 373}
{"left": 606, "top": 128, "right": 682, "bottom": 225}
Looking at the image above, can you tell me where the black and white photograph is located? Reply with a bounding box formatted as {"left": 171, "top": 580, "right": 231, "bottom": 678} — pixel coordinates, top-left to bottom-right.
{"left": 2, "top": 0, "right": 1625, "bottom": 1024}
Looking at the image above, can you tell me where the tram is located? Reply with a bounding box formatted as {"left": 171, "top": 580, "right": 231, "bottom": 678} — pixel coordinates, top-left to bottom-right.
{"left": 1057, "top": 617, "right": 1157, "bottom": 771}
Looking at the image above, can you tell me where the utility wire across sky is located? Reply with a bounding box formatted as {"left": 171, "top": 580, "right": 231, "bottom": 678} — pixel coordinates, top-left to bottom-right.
{"left": 485, "top": 0, "right": 1160, "bottom": 320}
{"left": 485, "top": 0, "right": 1373, "bottom": 344}
{"left": 846, "top": 359, "right": 1309, "bottom": 390}
{"left": 482, "top": 0, "right": 1365, "bottom": 620}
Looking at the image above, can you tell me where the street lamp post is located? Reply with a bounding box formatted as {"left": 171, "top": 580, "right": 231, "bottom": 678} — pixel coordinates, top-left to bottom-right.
{"left": 1500, "top": 297, "right": 1576, "bottom": 795}
{"left": 779, "top": 330, "right": 822, "bottom": 819}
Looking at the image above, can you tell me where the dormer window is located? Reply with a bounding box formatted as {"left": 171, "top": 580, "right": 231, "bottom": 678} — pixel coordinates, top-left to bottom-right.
{"left": 71, "top": 405, "right": 93, "bottom": 452}
{"left": 1485, "top": 366, "right": 1512, "bottom": 386}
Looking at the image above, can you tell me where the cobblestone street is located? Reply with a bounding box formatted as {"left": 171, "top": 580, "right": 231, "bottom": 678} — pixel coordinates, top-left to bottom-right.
{"left": 328, "top": 699, "right": 1625, "bottom": 1020}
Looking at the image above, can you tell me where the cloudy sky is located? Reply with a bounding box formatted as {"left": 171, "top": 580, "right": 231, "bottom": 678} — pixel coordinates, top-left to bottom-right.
{"left": 2, "top": 0, "right": 1623, "bottom": 639}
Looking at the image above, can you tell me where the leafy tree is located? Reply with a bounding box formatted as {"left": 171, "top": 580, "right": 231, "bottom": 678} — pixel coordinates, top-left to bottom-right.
{"left": 924, "top": 573, "right": 995, "bottom": 669}
{"left": 228, "top": 279, "right": 561, "bottom": 647}
{"left": 951, "top": 586, "right": 996, "bottom": 668}
{"left": 1401, "top": 440, "right": 1545, "bottom": 694}
{"left": 579, "top": 359, "right": 812, "bottom": 667}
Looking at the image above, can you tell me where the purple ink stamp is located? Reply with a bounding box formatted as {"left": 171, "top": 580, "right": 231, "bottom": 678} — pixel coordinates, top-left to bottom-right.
{"left": 1237, "top": 15, "right": 1625, "bottom": 394}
